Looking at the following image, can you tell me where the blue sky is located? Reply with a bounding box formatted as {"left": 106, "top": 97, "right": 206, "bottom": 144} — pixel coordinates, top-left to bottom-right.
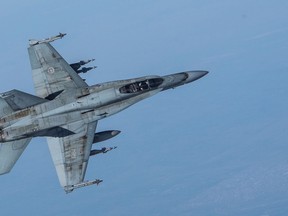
{"left": 1, "top": 0, "right": 288, "bottom": 215}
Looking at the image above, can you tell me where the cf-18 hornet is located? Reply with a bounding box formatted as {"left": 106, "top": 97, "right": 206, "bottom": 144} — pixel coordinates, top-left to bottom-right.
{"left": 0, "top": 33, "right": 208, "bottom": 193}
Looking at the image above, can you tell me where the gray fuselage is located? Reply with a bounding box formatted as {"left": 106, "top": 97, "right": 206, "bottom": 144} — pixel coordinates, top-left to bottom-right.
{"left": 0, "top": 71, "right": 207, "bottom": 142}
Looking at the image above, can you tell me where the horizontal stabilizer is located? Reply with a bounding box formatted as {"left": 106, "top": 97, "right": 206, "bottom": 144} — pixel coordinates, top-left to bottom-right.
{"left": 0, "top": 138, "right": 31, "bottom": 175}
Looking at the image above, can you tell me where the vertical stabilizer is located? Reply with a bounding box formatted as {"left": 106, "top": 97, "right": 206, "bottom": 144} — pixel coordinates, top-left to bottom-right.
{"left": 0, "top": 97, "right": 13, "bottom": 118}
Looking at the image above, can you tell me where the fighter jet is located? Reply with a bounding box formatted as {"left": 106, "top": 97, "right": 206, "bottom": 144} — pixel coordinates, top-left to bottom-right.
{"left": 0, "top": 33, "right": 208, "bottom": 193}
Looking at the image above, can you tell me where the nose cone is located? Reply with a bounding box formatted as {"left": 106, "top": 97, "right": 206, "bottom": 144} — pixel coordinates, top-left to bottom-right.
{"left": 160, "top": 70, "right": 208, "bottom": 91}
{"left": 185, "top": 70, "right": 209, "bottom": 83}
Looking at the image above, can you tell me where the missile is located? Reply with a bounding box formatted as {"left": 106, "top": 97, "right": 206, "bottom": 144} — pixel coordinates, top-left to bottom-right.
{"left": 65, "top": 179, "right": 103, "bottom": 192}
{"left": 76, "top": 66, "right": 97, "bottom": 74}
{"left": 90, "top": 146, "right": 117, "bottom": 156}
{"left": 57, "top": 32, "right": 67, "bottom": 38}
{"left": 93, "top": 130, "right": 121, "bottom": 144}
{"left": 29, "top": 32, "right": 67, "bottom": 46}
{"left": 70, "top": 59, "right": 95, "bottom": 71}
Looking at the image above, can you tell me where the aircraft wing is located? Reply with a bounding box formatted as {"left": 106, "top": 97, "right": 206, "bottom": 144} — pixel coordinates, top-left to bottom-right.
{"left": 47, "top": 121, "right": 97, "bottom": 192}
{"left": 27, "top": 36, "right": 99, "bottom": 192}
{"left": 28, "top": 42, "right": 88, "bottom": 99}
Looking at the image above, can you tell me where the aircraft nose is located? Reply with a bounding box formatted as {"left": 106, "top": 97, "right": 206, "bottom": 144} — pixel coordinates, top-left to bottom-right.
{"left": 185, "top": 70, "right": 209, "bottom": 83}
{"left": 160, "top": 70, "right": 208, "bottom": 91}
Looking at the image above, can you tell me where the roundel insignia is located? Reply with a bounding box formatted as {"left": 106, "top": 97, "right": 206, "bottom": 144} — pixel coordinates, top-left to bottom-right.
{"left": 47, "top": 67, "right": 55, "bottom": 74}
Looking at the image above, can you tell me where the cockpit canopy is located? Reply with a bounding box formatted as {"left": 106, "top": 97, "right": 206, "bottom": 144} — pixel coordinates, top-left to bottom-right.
{"left": 119, "top": 78, "right": 164, "bottom": 94}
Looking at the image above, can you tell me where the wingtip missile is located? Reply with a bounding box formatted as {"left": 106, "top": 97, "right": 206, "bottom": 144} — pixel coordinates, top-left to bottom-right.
{"left": 47, "top": 32, "right": 67, "bottom": 41}
{"left": 29, "top": 32, "right": 67, "bottom": 46}
{"left": 65, "top": 179, "right": 103, "bottom": 193}
{"left": 57, "top": 32, "right": 67, "bottom": 38}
